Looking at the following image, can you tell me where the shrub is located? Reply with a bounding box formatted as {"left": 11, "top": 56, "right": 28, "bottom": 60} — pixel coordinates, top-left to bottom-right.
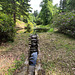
{"left": 48, "top": 28, "right": 54, "bottom": 32}
{"left": 52, "top": 11, "right": 75, "bottom": 37}
{"left": 25, "top": 22, "right": 34, "bottom": 33}
{"left": 0, "top": 12, "right": 16, "bottom": 42}
{"left": 23, "top": 16, "right": 28, "bottom": 23}
{"left": 36, "top": 18, "right": 43, "bottom": 25}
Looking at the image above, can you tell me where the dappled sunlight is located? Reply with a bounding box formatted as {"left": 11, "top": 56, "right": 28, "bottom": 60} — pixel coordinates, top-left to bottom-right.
{"left": 16, "top": 20, "right": 26, "bottom": 28}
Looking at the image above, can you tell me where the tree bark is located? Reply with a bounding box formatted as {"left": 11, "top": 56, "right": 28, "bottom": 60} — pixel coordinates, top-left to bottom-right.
{"left": 13, "top": 0, "right": 16, "bottom": 24}
{"left": 13, "top": 12, "right": 16, "bottom": 24}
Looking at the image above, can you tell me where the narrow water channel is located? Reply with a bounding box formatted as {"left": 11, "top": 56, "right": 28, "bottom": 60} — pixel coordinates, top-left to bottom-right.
{"left": 28, "top": 34, "right": 38, "bottom": 75}
{"left": 16, "top": 34, "right": 44, "bottom": 75}
{"left": 29, "top": 52, "right": 38, "bottom": 66}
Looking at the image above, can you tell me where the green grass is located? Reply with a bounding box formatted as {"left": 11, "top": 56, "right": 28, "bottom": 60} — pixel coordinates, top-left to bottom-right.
{"left": 48, "top": 28, "right": 54, "bottom": 32}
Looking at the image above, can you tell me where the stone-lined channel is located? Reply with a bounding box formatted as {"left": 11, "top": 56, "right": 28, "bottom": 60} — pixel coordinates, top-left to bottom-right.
{"left": 15, "top": 34, "right": 45, "bottom": 75}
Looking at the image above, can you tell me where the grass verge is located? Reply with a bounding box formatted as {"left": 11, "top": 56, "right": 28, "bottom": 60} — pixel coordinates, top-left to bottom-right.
{"left": 39, "top": 32, "right": 75, "bottom": 75}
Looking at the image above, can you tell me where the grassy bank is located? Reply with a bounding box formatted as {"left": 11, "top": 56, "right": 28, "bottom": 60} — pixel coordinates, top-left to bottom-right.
{"left": 39, "top": 32, "right": 75, "bottom": 75}
{"left": 0, "top": 31, "right": 75, "bottom": 75}
{"left": 0, "top": 33, "right": 29, "bottom": 74}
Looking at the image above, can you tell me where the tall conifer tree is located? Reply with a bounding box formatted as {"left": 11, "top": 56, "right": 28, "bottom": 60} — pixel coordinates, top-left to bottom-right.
{"left": 40, "top": 0, "right": 53, "bottom": 25}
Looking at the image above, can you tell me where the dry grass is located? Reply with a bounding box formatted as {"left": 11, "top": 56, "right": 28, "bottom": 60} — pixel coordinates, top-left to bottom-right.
{"left": 0, "top": 33, "right": 29, "bottom": 75}
{"left": 0, "top": 31, "right": 75, "bottom": 75}
{"left": 39, "top": 32, "right": 75, "bottom": 75}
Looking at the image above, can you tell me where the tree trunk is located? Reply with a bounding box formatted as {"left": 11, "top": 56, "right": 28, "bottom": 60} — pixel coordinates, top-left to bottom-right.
{"left": 23, "top": 15, "right": 24, "bottom": 22}
{"left": 13, "top": 0, "right": 16, "bottom": 24}
{"left": 13, "top": 12, "right": 16, "bottom": 24}
{"left": 18, "top": 15, "right": 20, "bottom": 20}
